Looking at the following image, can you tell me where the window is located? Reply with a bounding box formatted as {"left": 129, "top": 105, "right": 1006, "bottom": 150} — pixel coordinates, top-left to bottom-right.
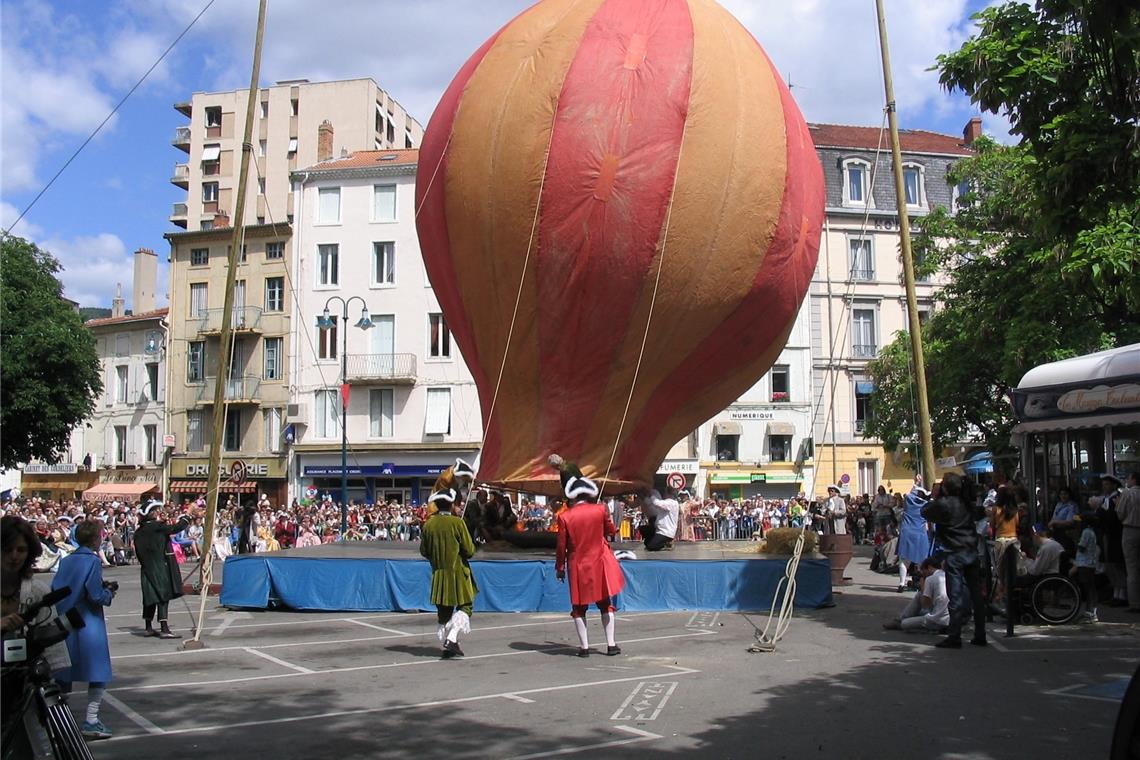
{"left": 263, "top": 337, "right": 282, "bottom": 380}
{"left": 857, "top": 459, "right": 879, "bottom": 496}
{"left": 429, "top": 313, "right": 450, "bottom": 359}
{"left": 187, "top": 410, "right": 204, "bottom": 452}
{"left": 769, "top": 435, "right": 792, "bottom": 462}
{"left": 187, "top": 341, "right": 205, "bottom": 382}
{"left": 318, "top": 316, "right": 338, "bottom": 360}
{"left": 224, "top": 409, "right": 242, "bottom": 452}
{"left": 317, "top": 244, "right": 339, "bottom": 286}
{"left": 852, "top": 308, "right": 877, "bottom": 358}
{"left": 201, "top": 144, "right": 221, "bottom": 163}
{"left": 855, "top": 380, "right": 875, "bottom": 433}
{"left": 317, "top": 187, "right": 340, "bottom": 224}
{"left": 373, "top": 184, "right": 396, "bottom": 222}
{"left": 260, "top": 100, "right": 268, "bottom": 119}
{"left": 264, "top": 277, "right": 284, "bottom": 312}
{"left": 314, "top": 389, "right": 339, "bottom": 439}
{"left": 201, "top": 220, "right": 214, "bottom": 230}
{"left": 115, "top": 426, "right": 127, "bottom": 464}
{"left": 205, "top": 106, "right": 221, "bottom": 128}
{"left": 287, "top": 137, "right": 298, "bottom": 154}
{"left": 848, "top": 238, "right": 873, "bottom": 280}
{"left": 263, "top": 407, "right": 281, "bottom": 453}
{"left": 902, "top": 164, "right": 925, "bottom": 208}
{"left": 425, "top": 388, "right": 451, "bottom": 435}
{"left": 370, "top": 388, "right": 394, "bottom": 438}
{"left": 716, "top": 435, "right": 739, "bottom": 461}
{"left": 386, "top": 120, "right": 395, "bottom": 145}
{"left": 226, "top": 244, "right": 247, "bottom": 264}
{"left": 202, "top": 182, "right": 219, "bottom": 203}
{"left": 842, "top": 159, "right": 871, "bottom": 207}
{"left": 372, "top": 242, "right": 395, "bottom": 286}
{"left": 114, "top": 334, "right": 129, "bottom": 357}
{"left": 144, "top": 425, "right": 157, "bottom": 464}
{"left": 258, "top": 139, "right": 266, "bottom": 157}
{"left": 952, "top": 179, "right": 972, "bottom": 213}
{"left": 146, "top": 363, "right": 159, "bottom": 401}
{"left": 189, "top": 283, "right": 208, "bottom": 318}
{"left": 290, "top": 98, "right": 298, "bottom": 116}
{"left": 258, "top": 177, "right": 266, "bottom": 195}
{"left": 266, "top": 241, "right": 284, "bottom": 260}
{"left": 190, "top": 248, "right": 209, "bottom": 266}
{"left": 115, "top": 366, "right": 128, "bottom": 404}
{"left": 770, "top": 365, "right": 790, "bottom": 403}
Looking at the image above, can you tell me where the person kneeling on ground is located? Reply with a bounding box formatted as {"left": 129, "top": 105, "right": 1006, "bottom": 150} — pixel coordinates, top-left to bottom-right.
{"left": 883, "top": 556, "right": 949, "bottom": 633}
{"left": 640, "top": 488, "right": 679, "bottom": 551}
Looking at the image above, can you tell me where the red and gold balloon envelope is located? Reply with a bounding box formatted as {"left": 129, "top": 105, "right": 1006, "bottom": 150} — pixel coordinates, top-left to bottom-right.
{"left": 416, "top": 0, "right": 824, "bottom": 494}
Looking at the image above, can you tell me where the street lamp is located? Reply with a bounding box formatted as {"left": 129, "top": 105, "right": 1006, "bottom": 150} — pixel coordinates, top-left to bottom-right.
{"left": 317, "top": 296, "right": 372, "bottom": 539}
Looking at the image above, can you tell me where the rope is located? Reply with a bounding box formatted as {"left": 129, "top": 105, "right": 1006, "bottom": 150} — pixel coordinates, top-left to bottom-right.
{"left": 748, "top": 520, "right": 810, "bottom": 653}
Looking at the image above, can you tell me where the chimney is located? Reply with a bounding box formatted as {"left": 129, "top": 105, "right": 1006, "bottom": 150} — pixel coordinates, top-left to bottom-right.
{"left": 963, "top": 116, "right": 983, "bottom": 145}
{"left": 317, "top": 120, "right": 334, "bottom": 162}
{"left": 132, "top": 248, "right": 157, "bottom": 314}
{"left": 213, "top": 212, "right": 230, "bottom": 228}
{"left": 111, "top": 283, "right": 125, "bottom": 318}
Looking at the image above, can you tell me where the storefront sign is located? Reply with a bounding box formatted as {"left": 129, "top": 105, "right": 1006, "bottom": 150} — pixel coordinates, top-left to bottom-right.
{"left": 729, "top": 411, "right": 774, "bottom": 421}
{"left": 303, "top": 463, "right": 448, "bottom": 478}
{"left": 655, "top": 460, "right": 699, "bottom": 474}
{"left": 101, "top": 469, "right": 161, "bottom": 484}
{"left": 172, "top": 458, "right": 285, "bottom": 479}
{"left": 1057, "top": 383, "right": 1140, "bottom": 414}
{"left": 23, "top": 463, "right": 78, "bottom": 475}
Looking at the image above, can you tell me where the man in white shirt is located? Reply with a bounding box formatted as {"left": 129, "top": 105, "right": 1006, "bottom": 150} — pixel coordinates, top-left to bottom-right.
{"left": 884, "top": 557, "right": 949, "bottom": 632}
{"left": 640, "top": 488, "right": 679, "bottom": 551}
{"left": 1027, "top": 524, "right": 1064, "bottom": 577}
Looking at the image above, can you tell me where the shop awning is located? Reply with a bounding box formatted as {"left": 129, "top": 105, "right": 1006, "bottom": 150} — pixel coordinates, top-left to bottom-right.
{"left": 169, "top": 480, "right": 256, "bottom": 493}
{"left": 1017, "top": 343, "right": 1140, "bottom": 390}
{"left": 767, "top": 422, "right": 795, "bottom": 436}
{"left": 707, "top": 471, "right": 803, "bottom": 485}
{"left": 1011, "top": 411, "right": 1140, "bottom": 438}
{"left": 82, "top": 482, "right": 158, "bottom": 502}
{"left": 713, "top": 421, "right": 742, "bottom": 436}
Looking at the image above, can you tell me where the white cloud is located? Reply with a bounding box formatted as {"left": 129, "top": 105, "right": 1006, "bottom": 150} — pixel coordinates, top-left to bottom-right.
{"left": 34, "top": 233, "right": 131, "bottom": 307}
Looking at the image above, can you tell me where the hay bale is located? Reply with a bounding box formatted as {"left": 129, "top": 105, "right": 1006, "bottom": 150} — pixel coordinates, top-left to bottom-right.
{"left": 758, "top": 527, "right": 817, "bottom": 555}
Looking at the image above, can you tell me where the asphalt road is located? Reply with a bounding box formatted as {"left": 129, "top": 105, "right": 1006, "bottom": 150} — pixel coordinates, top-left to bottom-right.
{"left": 64, "top": 548, "right": 1138, "bottom": 759}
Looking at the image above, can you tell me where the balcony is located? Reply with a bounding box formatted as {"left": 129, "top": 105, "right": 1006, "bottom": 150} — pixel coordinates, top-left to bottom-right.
{"left": 197, "top": 307, "right": 263, "bottom": 335}
{"left": 852, "top": 344, "right": 878, "bottom": 359}
{"left": 172, "top": 126, "right": 191, "bottom": 151}
{"left": 170, "top": 202, "right": 188, "bottom": 228}
{"left": 174, "top": 101, "right": 192, "bottom": 117}
{"left": 345, "top": 353, "right": 417, "bottom": 385}
{"left": 770, "top": 391, "right": 790, "bottom": 403}
{"left": 197, "top": 375, "right": 262, "bottom": 405}
{"left": 171, "top": 163, "right": 189, "bottom": 188}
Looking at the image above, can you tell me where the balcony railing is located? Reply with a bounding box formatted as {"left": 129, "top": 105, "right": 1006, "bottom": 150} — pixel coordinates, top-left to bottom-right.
{"left": 852, "top": 344, "right": 878, "bottom": 358}
{"left": 172, "top": 126, "right": 191, "bottom": 149}
{"left": 171, "top": 202, "right": 188, "bottom": 218}
{"left": 197, "top": 307, "right": 263, "bottom": 334}
{"left": 770, "top": 391, "right": 790, "bottom": 403}
{"left": 171, "top": 163, "right": 189, "bottom": 186}
{"left": 197, "top": 375, "right": 262, "bottom": 405}
{"left": 345, "top": 353, "right": 417, "bottom": 385}
{"left": 848, "top": 269, "right": 875, "bottom": 281}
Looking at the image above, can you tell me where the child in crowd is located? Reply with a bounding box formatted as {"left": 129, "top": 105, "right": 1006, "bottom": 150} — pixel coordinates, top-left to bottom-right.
{"left": 1074, "top": 514, "right": 1100, "bottom": 623}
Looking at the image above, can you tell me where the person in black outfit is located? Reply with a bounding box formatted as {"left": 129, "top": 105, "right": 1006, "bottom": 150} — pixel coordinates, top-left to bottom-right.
{"left": 237, "top": 501, "right": 258, "bottom": 554}
{"left": 922, "top": 473, "right": 986, "bottom": 649}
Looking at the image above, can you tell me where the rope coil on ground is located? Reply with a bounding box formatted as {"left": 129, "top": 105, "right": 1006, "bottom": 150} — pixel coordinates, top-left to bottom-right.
{"left": 748, "top": 522, "right": 810, "bottom": 653}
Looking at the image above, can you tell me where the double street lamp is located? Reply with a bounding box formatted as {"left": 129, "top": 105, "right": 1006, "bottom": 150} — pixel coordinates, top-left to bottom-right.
{"left": 317, "top": 296, "right": 372, "bottom": 539}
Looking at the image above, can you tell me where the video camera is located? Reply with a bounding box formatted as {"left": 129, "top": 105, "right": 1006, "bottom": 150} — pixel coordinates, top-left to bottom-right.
{"left": 1, "top": 586, "right": 85, "bottom": 666}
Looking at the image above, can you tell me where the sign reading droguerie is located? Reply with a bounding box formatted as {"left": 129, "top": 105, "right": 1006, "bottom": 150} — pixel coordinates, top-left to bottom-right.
{"left": 172, "top": 458, "right": 285, "bottom": 479}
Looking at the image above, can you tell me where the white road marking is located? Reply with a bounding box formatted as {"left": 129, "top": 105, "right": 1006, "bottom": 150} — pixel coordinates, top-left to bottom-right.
{"left": 500, "top": 694, "right": 537, "bottom": 704}
{"left": 102, "top": 692, "right": 165, "bottom": 735}
{"left": 107, "top": 612, "right": 412, "bottom": 636}
{"left": 105, "top": 666, "right": 698, "bottom": 741}
{"left": 242, "top": 647, "right": 314, "bottom": 674}
{"left": 1044, "top": 683, "right": 1128, "bottom": 703}
{"left": 503, "top": 725, "right": 663, "bottom": 759}
{"left": 346, "top": 619, "right": 412, "bottom": 636}
{"left": 109, "top": 631, "right": 712, "bottom": 692}
{"left": 610, "top": 681, "right": 677, "bottom": 721}
{"left": 685, "top": 611, "right": 720, "bottom": 628}
{"left": 211, "top": 611, "right": 253, "bottom": 636}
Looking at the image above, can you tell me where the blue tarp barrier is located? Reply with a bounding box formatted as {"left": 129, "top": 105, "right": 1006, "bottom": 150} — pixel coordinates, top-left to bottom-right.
{"left": 220, "top": 554, "right": 833, "bottom": 612}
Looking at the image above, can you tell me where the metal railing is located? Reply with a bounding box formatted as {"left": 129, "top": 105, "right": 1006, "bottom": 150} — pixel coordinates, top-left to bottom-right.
{"left": 198, "top": 375, "right": 262, "bottom": 404}
{"left": 345, "top": 353, "right": 417, "bottom": 383}
{"left": 171, "top": 163, "right": 189, "bottom": 183}
{"left": 171, "top": 202, "right": 188, "bottom": 218}
{"left": 852, "top": 344, "right": 878, "bottom": 358}
{"left": 197, "top": 307, "right": 263, "bottom": 333}
{"left": 848, "top": 269, "right": 875, "bottom": 281}
{"left": 172, "top": 126, "right": 191, "bottom": 146}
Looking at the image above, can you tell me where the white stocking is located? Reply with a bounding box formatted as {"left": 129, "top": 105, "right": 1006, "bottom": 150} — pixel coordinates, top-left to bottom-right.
{"left": 436, "top": 624, "right": 446, "bottom": 645}
{"left": 898, "top": 562, "right": 909, "bottom": 588}
{"left": 445, "top": 610, "right": 471, "bottom": 644}
{"left": 573, "top": 616, "right": 589, "bottom": 649}
{"left": 601, "top": 611, "right": 616, "bottom": 647}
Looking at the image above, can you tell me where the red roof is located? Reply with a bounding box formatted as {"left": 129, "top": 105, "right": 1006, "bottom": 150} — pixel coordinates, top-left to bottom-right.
{"left": 85, "top": 307, "right": 169, "bottom": 328}
{"left": 808, "top": 123, "right": 973, "bottom": 156}
{"left": 305, "top": 149, "right": 419, "bottom": 172}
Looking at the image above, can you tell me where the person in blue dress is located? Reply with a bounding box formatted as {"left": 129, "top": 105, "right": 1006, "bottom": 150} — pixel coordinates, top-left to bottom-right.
{"left": 52, "top": 520, "right": 117, "bottom": 740}
{"left": 896, "top": 479, "right": 932, "bottom": 593}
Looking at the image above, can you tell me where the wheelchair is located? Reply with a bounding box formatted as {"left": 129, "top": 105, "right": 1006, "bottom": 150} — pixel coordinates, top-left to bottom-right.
{"left": 1010, "top": 571, "right": 1082, "bottom": 625}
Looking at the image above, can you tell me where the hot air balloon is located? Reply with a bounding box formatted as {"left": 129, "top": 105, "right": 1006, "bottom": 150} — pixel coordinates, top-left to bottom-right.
{"left": 416, "top": 0, "right": 824, "bottom": 495}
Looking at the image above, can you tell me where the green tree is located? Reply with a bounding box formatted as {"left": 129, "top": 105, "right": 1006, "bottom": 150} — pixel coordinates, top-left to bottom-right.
{"left": 1, "top": 235, "right": 102, "bottom": 469}
{"left": 864, "top": 2, "right": 1140, "bottom": 470}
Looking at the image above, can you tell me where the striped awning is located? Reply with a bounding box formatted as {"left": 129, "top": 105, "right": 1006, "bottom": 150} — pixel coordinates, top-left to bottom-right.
{"left": 82, "top": 483, "right": 159, "bottom": 502}
{"left": 169, "top": 480, "right": 256, "bottom": 494}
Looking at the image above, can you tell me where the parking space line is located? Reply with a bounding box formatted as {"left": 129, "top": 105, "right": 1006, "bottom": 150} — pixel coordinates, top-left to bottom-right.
{"left": 103, "top": 692, "right": 166, "bottom": 735}
{"left": 347, "top": 619, "right": 412, "bottom": 636}
{"left": 107, "top": 612, "right": 414, "bottom": 636}
{"left": 105, "top": 666, "right": 698, "bottom": 742}
{"left": 500, "top": 694, "right": 537, "bottom": 704}
{"left": 504, "top": 725, "right": 663, "bottom": 759}
{"left": 243, "top": 647, "right": 314, "bottom": 674}
{"left": 110, "top": 631, "right": 712, "bottom": 692}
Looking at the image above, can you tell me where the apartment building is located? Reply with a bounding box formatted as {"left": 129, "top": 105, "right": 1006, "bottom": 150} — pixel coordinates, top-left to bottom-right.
{"left": 170, "top": 78, "right": 424, "bottom": 232}
{"left": 809, "top": 119, "right": 978, "bottom": 497}
{"left": 163, "top": 220, "right": 293, "bottom": 505}
{"left": 288, "top": 149, "right": 482, "bottom": 505}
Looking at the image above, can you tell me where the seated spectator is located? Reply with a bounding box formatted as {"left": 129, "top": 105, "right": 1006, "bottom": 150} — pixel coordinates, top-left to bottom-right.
{"left": 1026, "top": 524, "right": 1065, "bottom": 577}
{"left": 882, "top": 556, "right": 949, "bottom": 633}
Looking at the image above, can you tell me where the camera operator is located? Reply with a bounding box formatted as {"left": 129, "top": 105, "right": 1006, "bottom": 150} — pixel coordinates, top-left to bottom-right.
{"left": 53, "top": 519, "right": 117, "bottom": 740}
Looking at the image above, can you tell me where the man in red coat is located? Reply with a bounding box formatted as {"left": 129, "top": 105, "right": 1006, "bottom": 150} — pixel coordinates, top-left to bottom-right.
{"left": 556, "top": 475, "right": 625, "bottom": 657}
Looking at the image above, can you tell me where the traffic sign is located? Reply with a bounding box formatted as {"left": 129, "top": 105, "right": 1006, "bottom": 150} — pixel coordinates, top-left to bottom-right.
{"left": 230, "top": 459, "right": 248, "bottom": 485}
{"left": 840, "top": 473, "right": 850, "bottom": 484}
{"left": 666, "top": 472, "right": 686, "bottom": 491}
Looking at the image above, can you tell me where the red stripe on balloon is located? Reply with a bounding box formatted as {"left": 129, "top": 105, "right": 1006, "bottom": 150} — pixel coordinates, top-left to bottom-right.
{"left": 534, "top": 0, "right": 694, "bottom": 464}
{"left": 415, "top": 28, "right": 505, "bottom": 478}
{"left": 617, "top": 54, "right": 824, "bottom": 478}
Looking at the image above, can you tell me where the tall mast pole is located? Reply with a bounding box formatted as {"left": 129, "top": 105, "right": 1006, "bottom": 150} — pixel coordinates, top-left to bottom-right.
{"left": 188, "top": 0, "right": 268, "bottom": 649}
{"left": 874, "top": 0, "right": 937, "bottom": 485}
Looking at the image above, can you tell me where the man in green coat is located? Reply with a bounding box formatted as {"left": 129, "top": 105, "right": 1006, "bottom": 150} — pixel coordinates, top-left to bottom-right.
{"left": 133, "top": 500, "right": 200, "bottom": 638}
{"left": 419, "top": 486, "right": 478, "bottom": 658}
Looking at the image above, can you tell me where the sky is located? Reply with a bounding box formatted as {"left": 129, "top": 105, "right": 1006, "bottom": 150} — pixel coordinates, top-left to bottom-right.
{"left": 0, "top": 0, "right": 1007, "bottom": 309}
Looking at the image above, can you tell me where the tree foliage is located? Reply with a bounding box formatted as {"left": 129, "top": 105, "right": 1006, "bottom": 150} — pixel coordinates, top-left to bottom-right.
{"left": 1, "top": 235, "right": 102, "bottom": 469}
{"left": 864, "top": 2, "right": 1140, "bottom": 470}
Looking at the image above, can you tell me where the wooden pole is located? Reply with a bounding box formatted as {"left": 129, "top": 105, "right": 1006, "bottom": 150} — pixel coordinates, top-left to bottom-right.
{"left": 187, "top": 0, "right": 267, "bottom": 649}
{"left": 874, "top": 0, "right": 937, "bottom": 485}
